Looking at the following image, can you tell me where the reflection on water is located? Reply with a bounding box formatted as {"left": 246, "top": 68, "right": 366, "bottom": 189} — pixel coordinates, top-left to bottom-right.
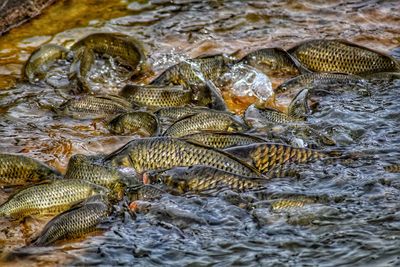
{"left": 1, "top": 0, "right": 400, "bottom": 265}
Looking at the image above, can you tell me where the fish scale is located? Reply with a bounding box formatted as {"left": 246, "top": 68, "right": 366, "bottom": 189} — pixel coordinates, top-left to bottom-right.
{"left": 289, "top": 39, "right": 400, "bottom": 75}
{"left": 384, "top": 164, "right": 400, "bottom": 173}
{"left": 0, "top": 180, "right": 109, "bottom": 218}
{"left": 225, "top": 143, "right": 326, "bottom": 174}
{"left": 104, "top": 137, "right": 261, "bottom": 177}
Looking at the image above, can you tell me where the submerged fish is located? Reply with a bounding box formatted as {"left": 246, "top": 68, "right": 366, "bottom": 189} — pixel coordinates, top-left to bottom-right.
{"left": 151, "top": 54, "right": 232, "bottom": 106}
{"left": 151, "top": 54, "right": 234, "bottom": 87}
{"left": 56, "top": 95, "right": 132, "bottom": 119}
{"left": 288, "top": 39, "right": 400, "bottom": 75}
{"left": 163, "top": 110, "right": 248, "bottom": 138}
{"left": 104, "top": 137, "right": 261, "bottom": 177}
{"left": 154, "top": 106, "right": 211, "bottom": 121}
{"left": 275, "top": 72, "right": 365, "bottom": 94}
{"left": 32, "top": 195, "right": 111, "bottom": 246}
{"left": 107, "top": 111, "right": 159, "bottom": 136}
{"left": 65, "top": 154, "right": 138, "bottom": 191}
{"left": 0, "top": 154, "right": 61, "bottom": 186}
{"left": 181, "top": 132, "right": 266, "bottom": 149}
{"left": 126, "top": 184, "right": 166, "bottom": 201}
{"left": 0, "top": 180, "right": 109, "bottom": 218}
{"left": 384, "top": 164, "right": 400, "bottom": 173}
{"left": 238, "top": 47, "right": 300, "bottom": 76}
{"left": 270, "top": 196, "right": 320, "bottom": 212}
{"left": 146, "top": 166, "right": 266, "bottom": 194}
{"left": 245, "top": 89, "right": 310, "bottom": 125}
{"left": 71, "top": 32, "right": 147, "bottom": 75}
{"left": 24, "top": 44, "right": 68, "bottom": 83}
{"left": 224, "top": 143, "right": 326, "bottom": 174}
{"left": 119, "top": 84, "right": 192, "bottom": 107}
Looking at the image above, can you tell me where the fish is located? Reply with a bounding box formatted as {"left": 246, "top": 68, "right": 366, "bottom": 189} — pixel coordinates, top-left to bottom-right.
{"left": 270, "top": 196, "right": 319, "bottom": 212}
{"left": 32, "top": 195, "right": 111, "bottom": 246}
{"left": 119, "top": 84, "right": 192, "bottom": 107}
{"left": 224, "top": 143, "right": 326, "bottom": 174}
{"left": 106, "top": 111, "right": 160, "bottom": 136}
{"left": 145, "top": 165, "right": 266, "bottom": 194}
{"left": 162, "top": 110, "right": 248, "bottom": 138}
{"left": 245, "top": 105, "right": 304, "bottom": 125}
{"left": 69, "top": 47, "right": 95, "bottom": 93}
{"left": 126, "top": 184, "right": 166, "bottom": 201}
{"left": 244, "top": 89, "right": 310, "bottom": 125}
{"left": 154, "top": 106, "right": 211, "bottom": 121}
{"left": 181, "top": 132, "right": 267, "bottom": 149}
{"left": 288, "top": 39, "right": 400, "bottom": 75}
{"left": 275, "top": 72, "right": 365, "bottom": 94}
{"left": 151, "top": 54, "right": 234, "bottom": 87}
{"left": 71, "top": 32, "right": 147, "bottom": 76}
{"left": 150, "top": 54, "right": 233, "bottom": 106}
{"left": 384, "top": 164, "right": 400, "bottom": 173}
{"left": 238, "top": 47, "right": 301, "bottom": 76}
{"left": 104, "top": 137, "right": 262, "bottom": 177}
{"left": 0, "top": 180, "right": 109, "bottom": 218}
{"left": 56, "top": 95, "right": 133, "bottom": 119}
{"left": 0, "top": 154, "right": 61, "bottom": 186}
{"left": 24, "top": 44, "right": 68, "bottom": 83}
{"left": 65, "top": 154, "right": 140, "bottom": 191}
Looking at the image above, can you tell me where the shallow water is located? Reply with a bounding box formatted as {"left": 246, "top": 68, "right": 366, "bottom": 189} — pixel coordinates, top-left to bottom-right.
{"left": 0, "top": 0, "right": 400, "bottom": 266}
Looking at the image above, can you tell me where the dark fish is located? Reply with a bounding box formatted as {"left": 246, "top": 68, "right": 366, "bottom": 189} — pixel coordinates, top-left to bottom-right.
{"left": 146, "top": 166, "right": 266, "bottom": 193}
{"left": 163, "top": 110, "right": 248, "bottom": 138}
{"left": 0, "top": 180, "right": 109, "bottom": 218}
{"left": 71, "top": 32, "right": 147, "bottom": 76}
{"left": 0, "top": 154, "right": 61, "bottom": 186}
{"left": 288, "top": 39, "right": 400, "bottom": 75}
{"left": 119, "top": 84, "right": 192, "bottom": 107}
{"left": 384, "top": 164, "right": 400, "bottom": 173}
{"left": 24, "top": 44, "right": 68, "bottom": 83}
{"left": 104, "top": 137, "right": 262, "bottom": 177}
{"left": 56, "top": 95, "right": 133, "bottom": 119}
{"left": 154, "top": 106, "right": 211, "bottom": 121}
{"left": 181, "top": 132, "right": 267, "bottom": 149}
{"left": 126, "top": 184, "right": 166, "bottom": 201}
{"left": 32, "top": 195, "right": 111, "bottom": 246}
{"left": 65, "top": 154, "right": 140, "bottom": 190}
{"left": 224, "top": 143, "right": 326, "bottom": 174}
{"left": 239, "top": 47, "right": 300, "bottom": 76}
{"left": 275, "top": 72, "right": 365, "bottom": 94}
{"left": 107, "top": 111, "right": 159, "bottom": 136}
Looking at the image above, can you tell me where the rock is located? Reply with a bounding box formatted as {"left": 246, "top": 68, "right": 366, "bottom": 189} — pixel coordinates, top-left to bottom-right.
{"left": 0, "top": 0, "right": 58, "bottom": 36}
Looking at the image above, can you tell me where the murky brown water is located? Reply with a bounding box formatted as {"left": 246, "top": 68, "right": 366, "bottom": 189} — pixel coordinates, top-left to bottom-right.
{"left": 0, "top": 0, "right": 400, "bottom": 266}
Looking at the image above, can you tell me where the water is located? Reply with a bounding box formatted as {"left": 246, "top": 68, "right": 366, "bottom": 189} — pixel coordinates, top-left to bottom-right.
{"left": 0, "top": 0, "right": 400, "bottom": 266}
